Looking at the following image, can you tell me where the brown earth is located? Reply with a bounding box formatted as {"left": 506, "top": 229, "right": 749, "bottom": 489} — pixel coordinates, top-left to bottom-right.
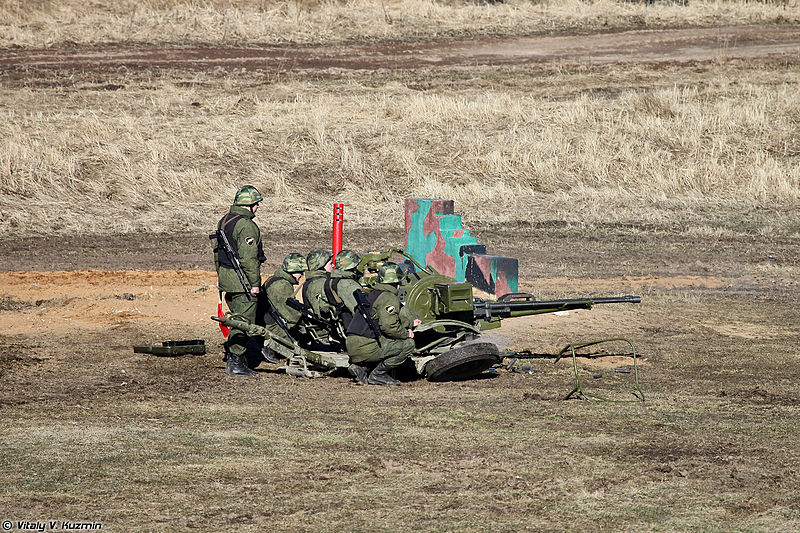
{"left": 1, "top": 24, "right": 799, "bottom": 74}
{"left": 2, "top": 213, "right": 799, "bottom": 533}
{"left": 1, "top": 225, "right": 796, "bottom": 396}
{"left": 0, "top": 267, "right": 723, "bottom": 341}
{"left": 2, "top": 218, "right": 796, "bottom": 403}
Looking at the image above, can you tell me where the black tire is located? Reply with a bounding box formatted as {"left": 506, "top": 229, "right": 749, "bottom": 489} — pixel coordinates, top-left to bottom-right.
{"left": 424, "top": 342, "right": 500, "bottom": 382}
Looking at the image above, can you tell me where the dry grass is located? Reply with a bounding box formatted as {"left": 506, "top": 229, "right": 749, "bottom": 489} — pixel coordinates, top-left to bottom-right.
{"left": 1, "top": 1, "right": 799, "bottom": 237}
{"left": 1, "top": 0, "right": 798, "bottom": 48}
{"left": 2, "top": 4, "right": 798, "bottom": 529}
{"left": 1, "top": 64, "right": 799, "bottom": 235}
{"left": 1, "top": 289, "right": 799, "bottom": 532}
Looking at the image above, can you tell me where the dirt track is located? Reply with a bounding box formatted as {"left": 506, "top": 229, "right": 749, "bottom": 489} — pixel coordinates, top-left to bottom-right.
{"left": 1, "top": 24, "right": 799, "bottom": 72}
{"left": 0, "top": 268, "right": 728, "bottom": 338}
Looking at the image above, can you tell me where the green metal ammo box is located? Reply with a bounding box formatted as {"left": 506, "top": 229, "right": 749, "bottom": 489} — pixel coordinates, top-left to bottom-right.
{"left": 434, "top": 282, "right": 474, "bottom": 315}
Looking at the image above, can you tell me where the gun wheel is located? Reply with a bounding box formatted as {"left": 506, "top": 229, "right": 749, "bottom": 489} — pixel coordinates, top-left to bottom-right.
{"left": 424, "top": 342, "right": 500, "bottom": 382}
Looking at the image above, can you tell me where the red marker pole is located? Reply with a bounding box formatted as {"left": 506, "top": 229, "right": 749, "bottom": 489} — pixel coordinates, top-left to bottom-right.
{"left": 332, "top": 203, "right": 344, "bottom": 265}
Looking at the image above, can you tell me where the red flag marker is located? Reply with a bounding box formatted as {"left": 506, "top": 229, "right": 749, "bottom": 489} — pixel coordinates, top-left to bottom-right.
{"left": 217, "top": 293, "right": 229, "bottom": 338}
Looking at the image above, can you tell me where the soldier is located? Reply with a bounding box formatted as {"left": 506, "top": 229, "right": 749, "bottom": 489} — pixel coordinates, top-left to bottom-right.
{"left": 301, "top": 249, "right": 334, "bottom": 343}
{"left": 214, "top": 185, "right": 266, "bottom": 377}
{"left": 345, "top": 262, "right": 422, "bottom": 386}
{"left": 260, "top": 252, "right": 308, "bottom": 363}
{"left": 320, "top": 249, "right": 362, "bottom": 337}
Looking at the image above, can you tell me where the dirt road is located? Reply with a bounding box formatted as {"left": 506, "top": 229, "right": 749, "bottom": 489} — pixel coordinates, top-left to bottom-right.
{"left": 1, "top": 24, "right": 799, "bottom": 72}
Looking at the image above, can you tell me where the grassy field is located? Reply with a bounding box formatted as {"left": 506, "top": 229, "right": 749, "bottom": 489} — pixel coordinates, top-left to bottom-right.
{"left": 1, "top": 1, "right": 799, "bottom": 531}
{"left": 1, "top": 62, "right": 799, "bottom": 235}
{"left": 1, "top": 0, "right": 797, "bottom": 48}
{"left": 0, "top": 1, "right": 799, "bottom": 236}
{"left": 1, "top": 255, "right": 799, "bottom": 531}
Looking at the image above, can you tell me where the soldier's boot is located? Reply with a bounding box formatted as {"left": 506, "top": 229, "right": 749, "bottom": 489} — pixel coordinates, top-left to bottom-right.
{"left": 226, "top": 353, "right": 258, "bottom": 377}
{"left": 366, "top": 361, "right": 401, "bottom": 386}
{"left": 347, "top": 363, "right": 370, "bottom": 384}
{"left": 261, "top": 344, "right": 283, "bottom": 364}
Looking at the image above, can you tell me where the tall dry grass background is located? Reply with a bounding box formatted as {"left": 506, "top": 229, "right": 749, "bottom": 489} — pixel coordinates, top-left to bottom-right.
{"left": 1, "top": 0, "right": 798, "bottom": 48}
{"left": 0, "top": 0, "right": 799, "bottom": 235}
{"left": 2, "top": 69, "right": 798, "bottom": 235}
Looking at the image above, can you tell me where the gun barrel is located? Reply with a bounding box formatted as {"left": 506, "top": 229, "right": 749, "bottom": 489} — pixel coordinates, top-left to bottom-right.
{"left": 474, "top": 295, "right": 641, "bottom": 319}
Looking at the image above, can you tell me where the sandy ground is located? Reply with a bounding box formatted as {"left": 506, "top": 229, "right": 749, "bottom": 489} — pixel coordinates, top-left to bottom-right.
{"left": 0, "top": 267, "right": 721, "bottom": 337}
{"left": 0, "top": 255, "right": 790, "bottom": 385}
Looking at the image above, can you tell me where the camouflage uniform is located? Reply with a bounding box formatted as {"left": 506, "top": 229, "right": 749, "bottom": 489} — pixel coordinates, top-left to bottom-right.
{"left": 325, "top": 269, "right": 361, "bottom": 318}
{"left": 214, "top": 185, "right": 265, "bottom": 377}
{"left": 345, "top": 263, "right": 419, "bottom": 385}
{"left": 301, "top": 249, "right": 333, "bottom": 342}
{"left": 303, "top": 269, "right": 329, "bottom": 317}
{"left": 261, "top": 253, "right": 307, "bottom": 345}
{"left": 321, "top": 249, "right": 363, "bottom": 334}
{"left": 215, "top": 206, "right": 265, "bottom": 292}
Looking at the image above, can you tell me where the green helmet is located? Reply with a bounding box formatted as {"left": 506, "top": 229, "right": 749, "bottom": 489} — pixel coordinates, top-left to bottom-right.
{"left": 306, "top": 249, "right": 333, "bottom": 271}
{"left": 335, "top": 249, "right": 361, "bottom": 271}
{"left": 233, "top": 185, "right": 263, "bottom": 206}
{"left": 377, "top": 262, "right": 402, "bottom": 284}
{"left": 282, "top": 253, "right": 307, "bottom": 273}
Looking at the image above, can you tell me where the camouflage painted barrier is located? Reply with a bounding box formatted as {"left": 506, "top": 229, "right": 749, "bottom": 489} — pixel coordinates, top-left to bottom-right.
{"left": 404, "top": 198, "right": 518, "bottom": 295}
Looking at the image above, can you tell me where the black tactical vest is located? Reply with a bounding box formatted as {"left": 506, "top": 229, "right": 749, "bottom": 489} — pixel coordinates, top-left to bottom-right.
{"left": 216, "top": 213, "right": 241, "bottom": 268}
{"left": 216, "top": 213, "right": 266, "bottom": 268}
{"left": 324, "top": 277, "right": 353, "bottom": 328}
{"left": 345, "top": 290, "right": 384, "bottom": 339}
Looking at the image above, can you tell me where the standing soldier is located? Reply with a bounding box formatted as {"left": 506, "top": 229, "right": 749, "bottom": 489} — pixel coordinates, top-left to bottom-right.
{"left": 214, "top": 185, "right": 266, "bottom": 377}
{"left": 260, "top": 253, "right": 308, "bottom": 363}
{"left": 345, "top": 262, "right": 422, "bottom": 386}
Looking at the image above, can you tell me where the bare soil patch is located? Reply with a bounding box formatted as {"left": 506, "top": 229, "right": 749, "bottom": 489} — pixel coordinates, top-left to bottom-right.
{"left": 2, "top": 25, "right": 799, "bottom": 73}
{"left": 0, "top": 267, "right": 723, "bottom": 338}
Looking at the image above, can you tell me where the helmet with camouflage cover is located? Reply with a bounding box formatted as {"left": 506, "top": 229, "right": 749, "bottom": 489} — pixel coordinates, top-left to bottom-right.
{"left": 233, "top": 185, "right": 263, "bottom": 206}
{"left": 377, "top": 262, "right": 402, "bottom": 284}
{"left": 335, "top": 249, "right": 361, "bottom": 271}
{"left": 306, "top": 248, "right": 333, "bottom": 271}
{"left": 282, "top": 253, "right": 307, "bottom": 273}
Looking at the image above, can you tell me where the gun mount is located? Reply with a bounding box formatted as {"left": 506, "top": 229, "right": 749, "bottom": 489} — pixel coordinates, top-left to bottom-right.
{"left": 212, "top": 248, "right": 641, "bottom": 382}
{"left": 357, "top": 249, "right": 641, "bottom": 381}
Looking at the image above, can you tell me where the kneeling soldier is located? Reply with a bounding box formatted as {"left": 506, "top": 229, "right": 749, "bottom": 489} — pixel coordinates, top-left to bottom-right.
{"left": 345, "top": 262, "right": 422, "bottom": 386}
{"left": 321, "top": 249, "right": 362, "bottom": 338}
{"left": 301, "top": 248, "right": 334, "bottom": 343}
{"left": 260, "top": 253, "right": 307, "bottom": 363}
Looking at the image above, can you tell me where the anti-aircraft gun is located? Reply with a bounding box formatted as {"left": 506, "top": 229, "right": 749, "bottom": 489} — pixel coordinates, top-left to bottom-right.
{"left": 359, "top": 249, "right": 641, "bottom": 381}
{"left": 213, "top": 248, "right": 641, "bottom": 381}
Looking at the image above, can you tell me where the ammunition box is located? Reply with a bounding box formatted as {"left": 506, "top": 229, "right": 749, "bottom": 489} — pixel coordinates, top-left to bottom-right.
{"left": 133, "top": 340, "right": 206, "bottom": 357}
{"left": 434, "top": 282, "right": 474, "bottom": 314}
